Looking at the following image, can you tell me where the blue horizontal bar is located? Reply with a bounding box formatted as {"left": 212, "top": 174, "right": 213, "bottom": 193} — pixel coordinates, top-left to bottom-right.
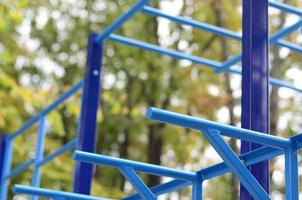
{"left": 8, "top": 80, "right": 84, "bottom": 141}
{"left": 270, "top": 78, "right": 302, "bottom": 93}
{"left": 229, "top": 67, "right": 302, "bottom": 93}
{"left": 142, "top": 6, "right": 241, "bottom": 41}
{"left": 73, "top": 151, "right": 196, "bottom": 181}
{"left": 141, "top": 5, "right": 302, "bottom": 55}
{"left": 146, "top": 107, "right": 290, "bottom": 149}
{"left": 14, "top": 185, "right": 110, "bottom": 200}
{"left": 37, "top": 139, "right": 77, "bottom": 167}
{"left": 95, "top": 0, "right": 150, "bottom": 43}
{"left": 6, "top": 159, "right": 35, "bottom": 179}
{"left": 269, "top": 0, "right": 302, "bottom": 16}
{"left": 275, "top": 40, "right": 302, "bottom": 54}
{"left": 108, "top": 34, "right": 302, "bottom": 93}
{"left": 124, "top": 145, "right": 285, "bottom": 199}
{"left": 217, "top": 19, "right": 302, "bottom": 73}
{"left": 108, "top": 34, "right": 222, "bottom": 69}
{"left": 215, "top": 54, "right": 242, "bottom": 73}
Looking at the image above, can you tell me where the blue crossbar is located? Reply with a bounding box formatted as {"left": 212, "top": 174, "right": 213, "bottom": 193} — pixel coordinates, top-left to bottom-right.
{"left": 14, "top": 185, "right": 110, "bottom": 200}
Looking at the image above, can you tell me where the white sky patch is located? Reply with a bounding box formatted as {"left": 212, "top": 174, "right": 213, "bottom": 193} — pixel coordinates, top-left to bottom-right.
{"left": 286, "top": 67, "right": 302, "bottom": 87}
{"left": 34, "top": 57, "right": 65, "bottom": 77}
{"left": 204, "top": 146, "right": 223, "bottom": 163}
{"left": 207, "top": 84, "right": 219, "bottom": 96}
{"left": 278, "top": 47, "right": 290, "bottom": 59}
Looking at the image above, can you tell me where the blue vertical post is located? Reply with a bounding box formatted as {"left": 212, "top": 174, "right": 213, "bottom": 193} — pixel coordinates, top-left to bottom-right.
{"left": 241, "top": 0, "right": 270, "bottom": 199}
{"left": 32, "top": 116, "right": 47, "bottom": 200}
{"left": 73, "top": 32, "right": 103, "bottom": 194}
{"left": 0, "top": 134, "right": 7, "bottom": 182}
{"left": 284, "top": 149, "right": 298, "bottom": 200}
{"left": 0, "top": 136, "right": 13, "bottom": 200}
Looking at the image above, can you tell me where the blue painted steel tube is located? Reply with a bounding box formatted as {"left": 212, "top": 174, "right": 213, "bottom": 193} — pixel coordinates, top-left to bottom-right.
{"left": 0, "top": 139, "right": 13, "bottom": 200}
{"left": 120, "top": 167, "right": 156, "bottom": 200}
{"left": 269, "top": 0, "right": 302, "bottom": 16}
{"left": 8, "top": 80, "right": 83, "bottom": 141}
{"left": 142, "top": 6, "right": 241, "bottom": 41}
{"left": 141, "top": 6, "right": 302, "bottom": 54}
{"left": 146, "top": 107, "right": 290, "bottom": 149}
{"left": 8, "top": 159, "right": 35, "bottom": 179}
{"left": 241, "top": 0, "right": 270, "bottom": 199}
{"left": 0, "top": 134, "right": 7, "bottom": 179}
{"left": 203, "top": 129, "right": 270, "bottom": 200}
{"left": 217, "top": 19, "right": 302, "bottom": 73}
{"left": 108, "top": 34, "right": 222, "bottom": 69}
{"left": 123, "top": 145, "right": 286, "bottom": 200}
{"left": 123, "top": 179, "right": 191, "bottom": 200}
{"left": 95, "top": 0, "right": 150, "bottom": 43}
{"left": 73, "top": 150, "right": 196, "bottom": 181}
{"left": 275, "top": 40, "right": 302, "bottom": 54}
{"left": 108, "top": 34, "right": 302, "bottom": 93}
{"left": 73, "top": 33, "right": 103, "bottom": 194}
{"left": 14, "top": 185, "right": 110, "bottom": 200}
{"left": 285, "top": 149, "right": 299, "bottom": 200}
{"left": 192, "top": 178, "right": 202, "bottom": 200}
{"left": 31, "top": 116, "right": 47, "bottom": 200}
{"left": 270, "top": 19, "right": 302, "bottom": 43}
{"left": 37, "top": 139, "right": 76, "bottom": 167}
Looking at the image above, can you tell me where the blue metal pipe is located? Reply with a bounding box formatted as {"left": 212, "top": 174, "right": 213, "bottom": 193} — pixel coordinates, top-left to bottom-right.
{"left": 73, "top": 151, "right": 196, "bottom": 181}
{"left": 203, "top": 129, "right": 270, "bottom": 200}
{"left": 146, "top": 107, "right": 290, "bottom": 149}
{"left": 192, "top": 178, "right": 202, "bottom": 200}
{"left": 270, "top": 19, "right": 302, "bottom": 43}
{"left": 0, "top": 134, "right": 8, "bottom": 190}
{"left": 141, "top": 5, "right": 302, "bottom": 55}
{"left": 7, "top": 159, "right": 35, "bottom": 179}
{"left": 275, "top": 40, "right": 302, "bottom": 54}
{"left": 8, "top": 80, "right": 84, "bottom": 141}
{"left": 269, "top": 0, "right": 302, "bottom": 16}
{"left": 31, "top": 117, "right": 47, "bottom": 200}
{"left": 142, "top": 6, "right": 242, "bottom": 41}
{"left": 120, "top": 167, "right": 156, "bottom": 200}
{"left": 108, "top": 34, "right": 222, "bottom": 69}
{"left": 285, "top": 149, "right": 299, "bottom": 200}
{"left": 13, "top": 185, "right": 110, "bottom": 200}
{"left": 217, "top": 19, "right": 302, "bottom": 73}
{"left": 95, "top": 0, "right": 150, "bottom": 43}
{"left": 124, "top": 144, "right": 286, "bottom": 200}
{"left": 241, "top": 1, "right": 270, "bottom": 197}
{"left": 0, "top": 140, "right": 13, "bottom": 200}
{"left": 108, "top": 34, "right": 302, "bottom": 93}
{"left": 37, "top": 139, "right": 76, "bottom": 167}
{"left": 73, "top": 33, "right": 103, "bottom": 194}
{"left": 123, "top": 179, "right": 190, "bottom": 200}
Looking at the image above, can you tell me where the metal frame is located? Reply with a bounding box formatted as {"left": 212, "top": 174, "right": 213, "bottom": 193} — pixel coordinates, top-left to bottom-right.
{"left": 1, "top": 0, "right": 301, "bottom": 199}
{"left": 241, "top": 0, "right": 270, "bottom": 199}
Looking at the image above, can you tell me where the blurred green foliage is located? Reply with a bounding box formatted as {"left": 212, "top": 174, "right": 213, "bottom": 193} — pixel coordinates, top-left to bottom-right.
{"left": 1, "top": 0, "right": 301, "bottom": 199}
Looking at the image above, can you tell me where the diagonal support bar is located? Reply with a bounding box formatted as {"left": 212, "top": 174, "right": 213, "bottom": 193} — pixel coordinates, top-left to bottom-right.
{"left": 120, "top": 167, "right": 156, "bottom": 200}
{"left": 95, "top": 0, "right": 150, "bottom": 43}
{"left": 202, "top": 129, "right": 270, "bottom": 200}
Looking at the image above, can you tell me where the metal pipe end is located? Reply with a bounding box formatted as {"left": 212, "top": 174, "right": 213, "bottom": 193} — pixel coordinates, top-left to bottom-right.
{"left": 72, "top": 151, "right": 80, "bottom": 160}
{"left": 13, "top": 184, "right": 22, "bottom": 193}
{"left": 145, "top": 107, "right": 156, "bottom": 119}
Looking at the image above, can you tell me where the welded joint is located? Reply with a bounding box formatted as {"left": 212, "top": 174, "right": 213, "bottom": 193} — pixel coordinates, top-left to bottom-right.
{"left": 119, "top": 166, "right": 157, "bottom": 200}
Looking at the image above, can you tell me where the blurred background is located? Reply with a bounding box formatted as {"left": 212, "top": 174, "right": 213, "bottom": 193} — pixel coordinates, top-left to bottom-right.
{"left": 1, "top": 0, "right": 302, "bottom": 199}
